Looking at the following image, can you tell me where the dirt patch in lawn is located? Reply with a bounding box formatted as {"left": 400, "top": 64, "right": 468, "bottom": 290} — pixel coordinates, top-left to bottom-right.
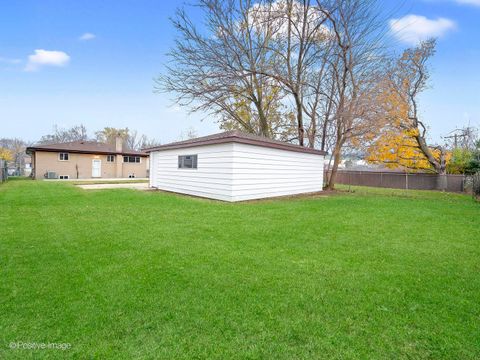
{"left": 76, "top": 183, "right": 150, "bottom": 191}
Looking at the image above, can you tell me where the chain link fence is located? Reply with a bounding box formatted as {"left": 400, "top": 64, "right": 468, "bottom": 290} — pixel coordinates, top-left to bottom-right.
{"left": 326, "top": 170, "right": 467, "bottom": 193}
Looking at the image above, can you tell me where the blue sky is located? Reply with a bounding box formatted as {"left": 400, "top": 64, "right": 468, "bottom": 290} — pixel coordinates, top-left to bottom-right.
{"left": 0, "top": 0, "right": 479, "bottom": 144}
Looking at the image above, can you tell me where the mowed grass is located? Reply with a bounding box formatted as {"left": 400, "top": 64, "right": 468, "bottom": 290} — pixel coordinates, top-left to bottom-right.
{"left": 0, "top": 179, "right": 479, "bottom": 359}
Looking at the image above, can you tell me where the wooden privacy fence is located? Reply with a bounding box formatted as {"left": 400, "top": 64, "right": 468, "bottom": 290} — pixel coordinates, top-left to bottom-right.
{"left": 326, "top": 170, "right": 467, "bottom": 193}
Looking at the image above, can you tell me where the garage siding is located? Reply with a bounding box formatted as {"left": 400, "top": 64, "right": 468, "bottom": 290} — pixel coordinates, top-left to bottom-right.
{"left": 150, "top": 141, "right": 325, "bottom": 202}
{"left": 230, "top": 143, "right": 324, "bottom": 201}
{"left": 149, "top": 143, "right": 235, "bottom": 201}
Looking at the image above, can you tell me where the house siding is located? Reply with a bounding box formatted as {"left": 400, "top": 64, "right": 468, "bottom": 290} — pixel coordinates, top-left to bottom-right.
{"left": 33, "top": 151, "right": 148, "bottom": 179}
{"left": 149, "top": 142, "right": 324, "bottom": 202}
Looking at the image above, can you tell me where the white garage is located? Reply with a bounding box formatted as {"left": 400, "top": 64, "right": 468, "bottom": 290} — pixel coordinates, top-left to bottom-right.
{"left": 146, "top": 131, "right": 326, "bottom": 202}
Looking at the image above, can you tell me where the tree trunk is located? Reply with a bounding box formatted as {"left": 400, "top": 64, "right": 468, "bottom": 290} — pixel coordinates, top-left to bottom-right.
{"left": 414, "top": 135, "right": 448, "bottom": 191}
{"left": 436, "top": 151, "right": 448, "bottom": 191}
{"left": 256, "top": 102, "right": 270, "bottom": 138}
{"left": 321, "top": 82, "right": 334, "bottom": 152}
{"left": 294, "top": 95, "right": 304, "bottom": 146}
{"left": 326, "top": 142, "right": 342, "bottom": 190}
{"left": 308, "top": 114, "right": 316, "bottom": 148}
{"left": 320, "top": 112, "right": 330, "bottom": 152}
{"left": 436, "top": 171, "right": 447, "bottom": 191}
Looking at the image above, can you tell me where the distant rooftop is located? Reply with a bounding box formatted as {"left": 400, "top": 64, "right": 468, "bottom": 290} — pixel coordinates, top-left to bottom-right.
{"left": 144, "top": 131, "right": 327, "bottom": 155}
{"left": 26, "top": 140, "right": 147, "bottom": 156}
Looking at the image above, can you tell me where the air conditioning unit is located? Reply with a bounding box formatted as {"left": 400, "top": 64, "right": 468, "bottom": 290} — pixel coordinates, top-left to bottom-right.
{"left": 47, "top": 171, "right": 58, "bottom": 179}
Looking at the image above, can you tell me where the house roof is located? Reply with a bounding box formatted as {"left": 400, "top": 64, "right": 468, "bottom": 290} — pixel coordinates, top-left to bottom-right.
{"left": 144, "top": 131, "right": 327, "bottom": 155}
{"left": 26, "top": 141, "right": 148, "bottom": 156}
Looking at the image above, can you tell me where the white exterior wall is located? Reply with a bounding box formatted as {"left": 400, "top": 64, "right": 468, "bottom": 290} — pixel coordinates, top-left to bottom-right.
{"left": 230, "top": 143, "right": 324, "bottom": 201}
{"left": 149, "top": 142, "right": 324, "bottom": 202}
{"left": 149, "top": 143, "right": 235, "bottom": 201}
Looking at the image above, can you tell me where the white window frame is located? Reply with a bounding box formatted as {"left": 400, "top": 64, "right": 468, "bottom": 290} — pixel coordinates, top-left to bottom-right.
{"left": 178, "top": 155, "right": 198, "bottom": 169}
{"left": 59, "top": 153, "right": 69, "bottom": 161}
{"left": 107, "top": 155, "right": 115, "bottom": 162}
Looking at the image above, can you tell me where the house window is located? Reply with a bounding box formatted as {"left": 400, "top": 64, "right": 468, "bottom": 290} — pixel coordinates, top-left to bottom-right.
{"left": 59, "top": 175, "right": 69, "bottom": 180}
{"left": 123, "top": 156, "right": 141, "bottom": 163}
{"left": 178, "top": 155, "right": 197, "bottom": 169}
{"left": 59, "top": 153, "right": 69, "bottom": 161}
{"left": 107, "top": 155, "right": 115, "bottom": 162}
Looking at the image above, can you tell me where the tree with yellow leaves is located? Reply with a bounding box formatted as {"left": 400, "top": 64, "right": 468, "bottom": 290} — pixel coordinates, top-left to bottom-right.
{"left": 367, "top": 39, "right": 450, "bottom": 189}
{"left": 0, "top": 147, "right": 13, "bottom": 161}
{"left": 367, "top": 129, "right": 450, "bottom": 172}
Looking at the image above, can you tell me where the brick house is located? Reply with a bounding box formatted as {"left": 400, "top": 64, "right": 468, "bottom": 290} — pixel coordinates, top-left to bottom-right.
{"left": 27, "top": 137, "right": 148, "bottom": 180}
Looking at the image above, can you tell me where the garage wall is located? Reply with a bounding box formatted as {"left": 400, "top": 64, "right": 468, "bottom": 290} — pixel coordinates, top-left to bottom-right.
{"left": 150, "top": 142, "right": 325, "bottom": 202}
{"left": 230, "top": 143, "right": 324, "bottom": 201}
{"left": 149, "top": 143, "right": 235, "bottom": 201}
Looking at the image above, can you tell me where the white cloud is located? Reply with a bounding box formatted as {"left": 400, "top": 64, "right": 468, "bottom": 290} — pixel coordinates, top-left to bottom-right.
{"left": 25, "top": 49, "right": 70, "bottom": 72}
{"left": 455, "top": 0, "right": 480, "bottom": 6}
{"left": 389, "top": 15, "right": 456, "bottom": 45}
{"left": 79, "top": 32, "right": 96, "bottom": 41}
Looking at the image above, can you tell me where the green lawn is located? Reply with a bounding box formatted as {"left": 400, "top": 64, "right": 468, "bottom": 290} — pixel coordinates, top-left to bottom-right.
{"left": 0, "top": 179, "right": 479, "bottom": 359}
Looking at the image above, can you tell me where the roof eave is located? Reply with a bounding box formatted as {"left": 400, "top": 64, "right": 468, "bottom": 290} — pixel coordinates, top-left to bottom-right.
{"left": 144, "top": 136, "right": 327, "bottom": 156}
{"left": 26, "top": 147, "right": 148, "bottom": 156}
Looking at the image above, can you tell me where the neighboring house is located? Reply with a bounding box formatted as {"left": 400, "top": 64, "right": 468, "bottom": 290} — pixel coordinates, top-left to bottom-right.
{"left": 5, "top": 155, "right": 31, "bottom": 177}
{"left": 26, "top": 137, "right": 148, "bottom": 180}
{"left": 23, "top": 155, "right": 32, "bottom": 177}
{"left": 146, "top": 131, "right": 326, "bottom": 202}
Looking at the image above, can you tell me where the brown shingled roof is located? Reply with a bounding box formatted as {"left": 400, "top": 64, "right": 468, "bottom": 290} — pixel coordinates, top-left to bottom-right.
{"left": 26, "top": 141, "right": 148, "bottom": 156}
{"left": 144, "top": 131, "right": 327, "bottom": 155}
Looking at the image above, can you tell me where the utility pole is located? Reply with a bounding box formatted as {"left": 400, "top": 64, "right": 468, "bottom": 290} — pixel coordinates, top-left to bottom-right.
{"left": 445, "top": 127, "right": 478, "bottom": 150}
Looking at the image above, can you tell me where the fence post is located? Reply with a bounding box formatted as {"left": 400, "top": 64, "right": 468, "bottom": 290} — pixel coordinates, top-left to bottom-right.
{"left": 405, "top": 172, "right": 409, "bottom": 190}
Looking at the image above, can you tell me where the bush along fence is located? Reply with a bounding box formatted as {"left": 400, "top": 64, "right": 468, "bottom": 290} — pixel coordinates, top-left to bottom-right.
{"left": 325, "top": 170, "right": 470, "bottom": 193}
{"left": 0, "top": 159, "right": 7, "bottom": 183}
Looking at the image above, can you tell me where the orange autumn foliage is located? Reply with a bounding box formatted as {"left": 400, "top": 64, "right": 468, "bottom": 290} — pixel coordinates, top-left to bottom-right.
{"left": 366, "top": 77, "right": 451, "bottom": 172}
{"left": 367, "top": 129, "right": 450, "bottom": 172}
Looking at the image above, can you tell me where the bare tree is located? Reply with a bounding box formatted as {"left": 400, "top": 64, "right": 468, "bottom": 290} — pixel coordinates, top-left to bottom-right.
{"left": 125, "top": 129, "right": 161, "bottom": 150}
{"left": 95, "top": 127, "right": 160, "bottom": 150}
{"left": 444, "top": 126, "right": 479, "bottom": 151}
{"left": 38, "top": 124, "right": 89, "bottom": 144}
{"left": 159, "top": 0, "right": 393, "bottom": 190}
{"left": 248, "top": 0, "right": 333, "bottom": 146}
{"left": 157, "top": 0, "right": 292, "bottom": 138}
{"left": 316, "top": 0, "right": 390, "bottom": 189}
{"left": 178, "top": 127, "right": 199, "bottom": 141}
